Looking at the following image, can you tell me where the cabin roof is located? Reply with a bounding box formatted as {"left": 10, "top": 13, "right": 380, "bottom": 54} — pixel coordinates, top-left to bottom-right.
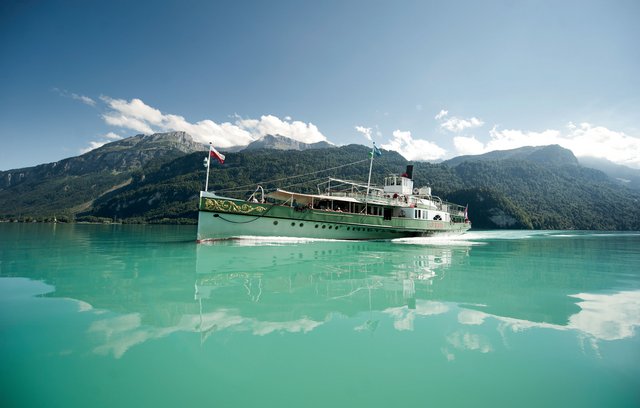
{"left": 267, "top": 189, "right": 361, "bottom": 204}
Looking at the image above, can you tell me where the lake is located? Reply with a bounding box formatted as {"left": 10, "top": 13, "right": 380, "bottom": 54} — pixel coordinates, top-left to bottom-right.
{"left": 1, "top": 224, "right": 638, "bottom": 407}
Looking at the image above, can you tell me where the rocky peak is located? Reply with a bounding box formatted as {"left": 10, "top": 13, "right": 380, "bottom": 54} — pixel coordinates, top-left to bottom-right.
{"left": 243, "top": 134, "right": 333, "bottom": 151}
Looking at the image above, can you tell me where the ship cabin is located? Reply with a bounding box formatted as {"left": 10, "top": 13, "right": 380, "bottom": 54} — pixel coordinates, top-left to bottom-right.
{"left": 383, "top": 174, "right": 414, "bottom": 196}
{"left": 264, "top": 165, "right": 461, "bottom": 223}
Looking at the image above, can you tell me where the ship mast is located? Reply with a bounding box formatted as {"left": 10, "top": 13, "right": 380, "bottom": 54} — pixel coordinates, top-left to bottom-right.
{"left": 204, "top": 142, "right": 212, "bottom": 192}
{"left": 365, "top": 142, "right": 378, "bottom": 209}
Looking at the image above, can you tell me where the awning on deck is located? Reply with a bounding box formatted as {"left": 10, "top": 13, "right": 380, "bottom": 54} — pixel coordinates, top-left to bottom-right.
{"left": 266, "top": 189, "right": 361, "bottom": 206}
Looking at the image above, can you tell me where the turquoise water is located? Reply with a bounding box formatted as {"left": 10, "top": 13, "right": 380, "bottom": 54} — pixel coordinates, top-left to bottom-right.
{"left": 1, "top": 224, "right": 639, "bottom": 407}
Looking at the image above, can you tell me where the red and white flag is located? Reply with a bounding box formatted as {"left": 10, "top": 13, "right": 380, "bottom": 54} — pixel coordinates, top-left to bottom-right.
{"left": 209, "top": 145, "right": 225, "bottom": 164}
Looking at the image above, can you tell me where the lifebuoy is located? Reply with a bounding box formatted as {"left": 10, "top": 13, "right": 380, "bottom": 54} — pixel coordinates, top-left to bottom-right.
{"left": 413, "top": 188, "right": 419, "bottom": 195}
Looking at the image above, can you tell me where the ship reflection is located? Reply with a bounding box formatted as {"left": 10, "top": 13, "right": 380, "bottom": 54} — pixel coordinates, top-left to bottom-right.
{"left": 189, "top": 240, "right": 471, "bottom": 344}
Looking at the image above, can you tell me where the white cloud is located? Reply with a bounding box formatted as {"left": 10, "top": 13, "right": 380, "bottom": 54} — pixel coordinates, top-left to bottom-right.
{"left": 435, "top": 109, "right": 448, "bottom": 120}
{"left": 80, "top": 132, "right": 123, "bottom": 154}
{"left": 235, "top": 114, "right": 327, "bottom": 144}
{"left": 453, "top": 135, "right": 486, "bottom": 156}
{"left": 53, "top": 88, "right": 96, "bottom": 106}
{"left": 99, "top": 97, "right": 327, "bottom": 148}
{"left": 441, "top": 116, "right": 484, "bottom": 132}
{"left": 80, "top": 141, "right": 107, "bottom": 154}
{"left": 354, "top": 125, "right": 372, "bottom": 141}
{"left": 104, "top": 132, "right": 123, "bottom": 140}
{"left": 381, "top": 130, "right": 447, "bottom": 161}
{"left": 456, "top": 122, "right": 640, "bottom": 168}
{"left": 71, "top": 93, "right": 96, "bottom": 106}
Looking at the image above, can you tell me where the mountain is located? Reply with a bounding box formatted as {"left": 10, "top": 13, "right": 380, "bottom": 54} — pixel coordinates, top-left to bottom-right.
{"left": 443, "top": 145, "right": 579, "bottom": 168}
{"left": 242, "top": 134, "right": 334, "bottom": 151}
{"left": 86, "top": 144, "right": 405, "bottom": 223}
{"left": 84, "top": 144, "right": 640, "bottom": 230}
{"left": 578, "top": 156, "right": 640, "bottom": 191}
{"left": 2, "top": 137, "right": 639, "bottom": 230}
{"left": 438, "top": 145, "right": 639, "bottom": 229}
{"left": 0, "top": 132, "right": 205, "bottom": 220}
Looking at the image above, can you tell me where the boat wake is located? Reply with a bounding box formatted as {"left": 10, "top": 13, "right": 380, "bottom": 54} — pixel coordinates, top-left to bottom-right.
{"left": 391, "top": 235, "right": 483, "bottom": 247}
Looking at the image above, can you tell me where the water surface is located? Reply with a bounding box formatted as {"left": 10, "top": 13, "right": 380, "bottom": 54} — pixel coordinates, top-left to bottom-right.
{"left": 1, "top": 224, "right": 639, "bottom": 407}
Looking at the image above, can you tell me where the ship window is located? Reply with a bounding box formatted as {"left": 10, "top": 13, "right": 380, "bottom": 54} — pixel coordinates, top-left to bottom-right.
{"left": 322, "top": 225, "right": 326, "bottom": 229}
{"left": 329, "top": 226, "right": 333, "bottom": 229}
{"left": 273, "top": 221, "right": 278, "bottom": 225}
{"left": 291, "top": 222, "right": 296, "bottom": 226}
{"left": 315, "top": 224, "right": 319, "bottom": 228}
{"left": 299, "top": 223, "right": 304, "bottom": 227}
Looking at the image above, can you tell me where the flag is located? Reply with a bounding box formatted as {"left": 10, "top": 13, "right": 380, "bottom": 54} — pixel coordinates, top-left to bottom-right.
{"left": 209, "top": 145, "right": 225, "bottom": 164}
{"left": 464, "top": 204, "right": 469, "bottom": 222}
{"left": 369, "top": 143, "right": 382, "bottom": 158}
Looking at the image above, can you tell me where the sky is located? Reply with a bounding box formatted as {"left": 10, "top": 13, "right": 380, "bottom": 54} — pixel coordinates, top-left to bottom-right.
{"left": 1, "top": 0, "right": 639, "bottom": 170}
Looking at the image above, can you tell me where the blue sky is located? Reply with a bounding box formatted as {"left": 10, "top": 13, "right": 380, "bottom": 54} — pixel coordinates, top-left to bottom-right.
{"left": 1, "top": 0, "right": 639, "bottom": 170}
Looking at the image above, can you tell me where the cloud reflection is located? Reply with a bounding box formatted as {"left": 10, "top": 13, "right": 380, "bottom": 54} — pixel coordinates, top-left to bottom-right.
{"left": 458, "top": 290, "right": 640, "bottom": 342}
{"left": 88, "top": 309, "right": 326, "bottom": 358}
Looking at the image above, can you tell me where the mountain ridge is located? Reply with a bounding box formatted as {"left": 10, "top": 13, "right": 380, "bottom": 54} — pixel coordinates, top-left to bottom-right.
{"left": 443, "top": 144, "right": 579, "bottom": 168}
{"left": 1, "top": 133, "right": 638, "bottom": 230}
{"left": 242, "top": 134, "right": 334, "bottom": 151}
{"left": 0, "top": 131, "right": 206, "bottom": 219}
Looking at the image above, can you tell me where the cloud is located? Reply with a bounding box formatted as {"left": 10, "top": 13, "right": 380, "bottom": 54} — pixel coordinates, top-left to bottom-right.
{"left": 453, "top": 135, "right": 486, "bottom": 156}
{"left": 80, "top": 141, "right": 108, "bottom": 154}
{"left": 80, "top": 132, "right": 124, "bottom": 154}
{"left": 104, "top": 132, "right": 123, "bottom": 140}
{"left": 456, "top": 123, "right": 640, "bottom": 168}
{"left": 354, "top": 125, "right": 372, "bottom": 141}
{"left": 434, "top": 109, "right": 483, "bottom": 133}
{"left": 53, "top": 88, "right": 96, "bottom": 106}
{"left": 381, "top": 130, "right": 447, "bottom": 161}
{"left": 441, "top": 116, "right": 484, "bottom": 132}
{"left": 99, "top": 97, "right": 327, "bottom": 148}
{"left": 235, "top": 114, "right": 327, "bottom": 144}
{"left": 434, "top": 109, "right": 448, "bottom": 120}
{"left": 72, "top": 93, "right": 96, "bottom": 106}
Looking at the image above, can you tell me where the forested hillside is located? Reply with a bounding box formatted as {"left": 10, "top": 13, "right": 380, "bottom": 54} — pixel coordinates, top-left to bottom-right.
{"left": 2, "top": 138, "right": 639, "bottom": 230}
{"left": 0, "top": 132, "right": 204, "bottom": 221}
{"left": 87, "top": 145, "right": 640, "bottom": 230}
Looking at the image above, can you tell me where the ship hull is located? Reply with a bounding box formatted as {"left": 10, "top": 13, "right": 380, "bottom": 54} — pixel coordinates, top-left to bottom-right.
{"left": 197, "top": 195, "right": 470, "bottom": 242}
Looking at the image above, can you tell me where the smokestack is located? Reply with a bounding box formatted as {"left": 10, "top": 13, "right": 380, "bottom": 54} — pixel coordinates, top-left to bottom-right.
{"left": 405, "top": 165, "right": 414, "bottom": 179}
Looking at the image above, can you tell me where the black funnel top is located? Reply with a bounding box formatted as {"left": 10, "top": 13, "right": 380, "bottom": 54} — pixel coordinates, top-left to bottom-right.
{"left": 405, "top": 165, "right": 414, "bottom": 179}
